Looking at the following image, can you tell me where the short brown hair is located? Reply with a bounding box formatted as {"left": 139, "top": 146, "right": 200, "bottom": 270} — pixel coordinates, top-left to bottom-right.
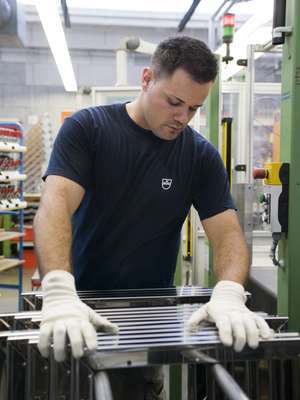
{"left": 151, "top": 36, "right": 218, "bottom": 83}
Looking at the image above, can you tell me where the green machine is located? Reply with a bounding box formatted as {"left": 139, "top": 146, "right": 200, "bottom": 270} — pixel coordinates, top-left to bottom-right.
{"left": 205, "top": 57, "right": 221, "bottom": 288}
{"left": 277, "top": 0, "right": 300, "bottom": 330}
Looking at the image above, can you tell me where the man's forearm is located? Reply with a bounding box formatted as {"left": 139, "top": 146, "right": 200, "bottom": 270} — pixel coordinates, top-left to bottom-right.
{"left": 212, "top": 228, "right": 250, "bottom": 284}
{"left": 34, "top": 201, "right": 72, "bottom": 278}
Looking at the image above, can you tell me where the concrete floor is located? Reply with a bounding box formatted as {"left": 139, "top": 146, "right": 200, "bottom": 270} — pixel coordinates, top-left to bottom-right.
{"left": 0, "top": 267, "right": 35, "bottom": 312}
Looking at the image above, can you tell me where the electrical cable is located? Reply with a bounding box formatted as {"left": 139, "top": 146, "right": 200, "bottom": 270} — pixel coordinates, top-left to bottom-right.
{"left": 178, "top": 0, "right": 201, "bottom": 32}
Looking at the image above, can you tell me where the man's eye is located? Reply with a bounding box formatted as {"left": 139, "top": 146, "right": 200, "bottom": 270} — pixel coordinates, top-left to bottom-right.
{"left": 168, "top": 99, "right": 180, "bottom": 106}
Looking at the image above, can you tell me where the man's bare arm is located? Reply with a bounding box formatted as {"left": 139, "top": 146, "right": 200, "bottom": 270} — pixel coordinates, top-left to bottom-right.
{"left": 201, "top": 209, "right": 250, "bottom": 284}
{"left": 33, "top": 175, "right": 85, "bottom": 278}
{"left": 34, "top": 175, "right": 118, "bottom": 362}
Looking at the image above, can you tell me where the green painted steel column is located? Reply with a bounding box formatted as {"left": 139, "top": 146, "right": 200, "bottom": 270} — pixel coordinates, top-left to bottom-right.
{"left": 205, "top": 56, "right": 221, "bottom": 287}
{"left": 278, "top": 0, "right": 300, "bottom": 330}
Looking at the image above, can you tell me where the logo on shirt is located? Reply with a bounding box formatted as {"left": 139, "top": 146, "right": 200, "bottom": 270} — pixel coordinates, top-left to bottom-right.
{"left": 162, "top": 178, "right": 172, "bottom": 190}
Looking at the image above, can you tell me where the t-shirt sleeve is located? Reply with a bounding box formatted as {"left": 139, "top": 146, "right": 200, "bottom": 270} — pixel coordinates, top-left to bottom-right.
{"left": 43, "top": 112, "right": 94, "bottom": 190}
{"left": 192, "top": 141, "right": 236, "bottom": 220}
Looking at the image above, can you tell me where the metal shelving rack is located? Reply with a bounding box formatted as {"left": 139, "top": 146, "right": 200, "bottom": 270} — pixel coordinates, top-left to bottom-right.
{"left": 0, "top": 121, "right": 27, "bottom": 310}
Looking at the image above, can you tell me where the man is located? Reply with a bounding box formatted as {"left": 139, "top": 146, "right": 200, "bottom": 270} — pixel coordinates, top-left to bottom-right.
{"left": 34, "top": 36, "right": 272, "bottom": 399}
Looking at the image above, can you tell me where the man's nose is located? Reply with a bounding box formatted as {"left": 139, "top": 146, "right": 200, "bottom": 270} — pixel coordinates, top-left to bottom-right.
{"left": 174, "top": 108, "right": 189, "bottom": 125}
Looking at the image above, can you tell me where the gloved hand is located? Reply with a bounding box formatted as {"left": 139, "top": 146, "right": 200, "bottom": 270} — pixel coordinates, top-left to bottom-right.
{"left": 38, "top": 270, "right": 119, "bottom": 362}
{"left": 186, "top": 280, "right": 273, "bottom": 351}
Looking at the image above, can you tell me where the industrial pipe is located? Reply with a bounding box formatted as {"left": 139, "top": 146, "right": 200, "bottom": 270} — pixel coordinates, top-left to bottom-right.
{"left": 125, "top": 37, "right": 157, "bottom": 55}
{"left": 182, "top": 349, "right": 249, "bottom": 400}
{"left": 94, "top": 371, "right": 114, "bottom": 400}
{"left": 116, "top": 37, "right": 157, "bottom": 86}
{"left": 0, "top": 0, "right": 11, "bottom": 28}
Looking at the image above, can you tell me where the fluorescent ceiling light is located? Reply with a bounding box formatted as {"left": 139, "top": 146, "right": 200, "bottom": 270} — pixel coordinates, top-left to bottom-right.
{"left": 35, "top": 0, "right": 77, "bottom": 92}
{"left": 216, "top": 0, "right": 274, "bottom": 81}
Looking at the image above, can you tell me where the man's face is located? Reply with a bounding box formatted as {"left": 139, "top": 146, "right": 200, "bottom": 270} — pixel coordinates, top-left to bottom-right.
{"left": 141, "top": 68, "right": 213, "bottom": 140}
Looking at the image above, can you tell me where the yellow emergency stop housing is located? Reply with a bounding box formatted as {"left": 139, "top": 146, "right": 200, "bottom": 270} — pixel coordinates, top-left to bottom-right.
{"left": 264, "top": 162, "right": 282, "bottom": 185}
{"left": 221, "top": 118, "right": 233, "bottom": 190}
{"left": 183, "top": 211, "right": 192, "bottom": 260}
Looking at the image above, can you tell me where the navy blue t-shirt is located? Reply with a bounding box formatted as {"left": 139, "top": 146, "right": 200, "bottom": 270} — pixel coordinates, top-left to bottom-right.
{"left": 44, "top": 103, "right": 235, "bottom": 290}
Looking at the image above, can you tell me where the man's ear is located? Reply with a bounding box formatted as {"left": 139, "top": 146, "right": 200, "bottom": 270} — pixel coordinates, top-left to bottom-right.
{"left": 141, "top": 68, "right": 154, "bottom": 91}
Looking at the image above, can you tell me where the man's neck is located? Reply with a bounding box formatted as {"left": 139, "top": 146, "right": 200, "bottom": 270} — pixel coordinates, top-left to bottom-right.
{"left": 126, "top": 99, "right": 150, "bottom": 130}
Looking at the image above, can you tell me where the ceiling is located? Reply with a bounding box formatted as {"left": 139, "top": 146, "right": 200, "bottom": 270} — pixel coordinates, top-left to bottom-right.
{"left": 18, "top": 0, "right": 256, "bottom": 18}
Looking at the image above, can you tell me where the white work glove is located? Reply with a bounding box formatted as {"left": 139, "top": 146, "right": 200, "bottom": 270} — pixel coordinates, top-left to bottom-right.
{"left": 38, "top": 270, "right": 119, "bottom": 362}
{"left": 186, "top": 280, "right": 273, "bottom": 352}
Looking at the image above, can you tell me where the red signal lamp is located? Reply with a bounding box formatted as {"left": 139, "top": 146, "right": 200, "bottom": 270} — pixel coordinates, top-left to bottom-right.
{"left": 223, "top": 13, "right": 235, "bottom": 27}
